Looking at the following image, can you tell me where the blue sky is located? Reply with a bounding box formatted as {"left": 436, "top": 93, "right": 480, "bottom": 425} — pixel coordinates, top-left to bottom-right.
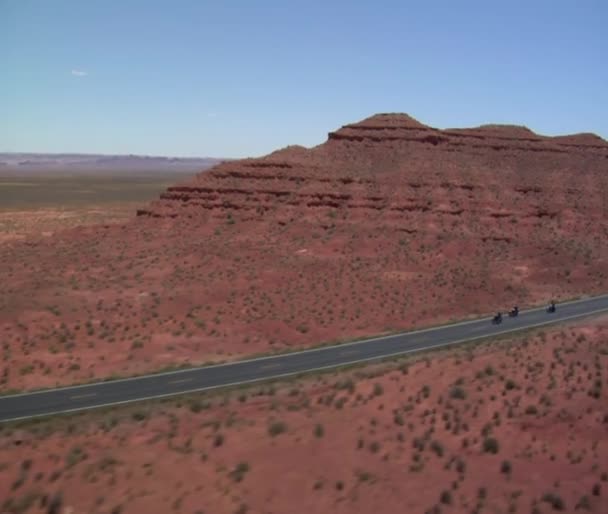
{"left": 1, "top": 0, "right": 607, "bottom": 158}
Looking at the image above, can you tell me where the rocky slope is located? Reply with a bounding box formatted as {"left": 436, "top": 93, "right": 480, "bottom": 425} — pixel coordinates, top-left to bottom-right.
{"left": 138, "top": 114, "right": 608, "bottom": 230}
{"left": 1, "top": 113, "right": 607, "bottom": 390}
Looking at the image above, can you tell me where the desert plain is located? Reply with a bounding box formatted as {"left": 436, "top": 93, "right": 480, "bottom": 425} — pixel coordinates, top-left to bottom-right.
{"left": 0, "top": 113, "right": 607, "bottom": 513}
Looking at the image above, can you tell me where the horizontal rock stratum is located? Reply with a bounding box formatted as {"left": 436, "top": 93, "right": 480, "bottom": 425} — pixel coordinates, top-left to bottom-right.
{"left": 136, "top": 114, "right": 608, "bottom": 231}
{"left": 1, "top": 113, "right": 607, "bottom": 391}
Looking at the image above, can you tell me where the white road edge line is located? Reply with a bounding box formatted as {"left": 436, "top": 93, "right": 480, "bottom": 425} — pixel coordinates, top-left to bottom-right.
{"left": 3, "top": 293, "right": 606, "bottom": 399}
{"left": 2, "top": 304, "right": 607, "bottom": 423}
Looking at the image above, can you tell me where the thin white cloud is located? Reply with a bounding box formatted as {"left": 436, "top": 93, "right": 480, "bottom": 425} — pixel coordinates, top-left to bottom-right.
{"left": 71, "top": 69, "right": 88, "bottom": 77}
{"left": 207, "top": 112, "right": 217, "bottom": 118}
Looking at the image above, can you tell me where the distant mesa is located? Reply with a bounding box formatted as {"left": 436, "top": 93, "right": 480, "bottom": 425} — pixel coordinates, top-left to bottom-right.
{"left": 0, "top": 153, "right": 229, "bottom": 173}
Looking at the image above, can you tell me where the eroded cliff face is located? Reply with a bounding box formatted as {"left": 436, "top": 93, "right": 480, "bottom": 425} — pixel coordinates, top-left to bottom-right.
{"left": 1, "top": 113, "right": 607, "bottom": 390}
{"left": 137, "top": 113, "right": 608, "bottom": 245}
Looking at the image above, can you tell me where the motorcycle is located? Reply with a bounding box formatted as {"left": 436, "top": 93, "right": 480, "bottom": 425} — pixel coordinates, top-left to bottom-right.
{"left": 508, "top": 307, "right": 519, "bottom": 318}
{"left": 492, "top": 313, "right": 503, "bottom": 325}
{"left": 546, "top": 303, "right": 556, "bottom": 313}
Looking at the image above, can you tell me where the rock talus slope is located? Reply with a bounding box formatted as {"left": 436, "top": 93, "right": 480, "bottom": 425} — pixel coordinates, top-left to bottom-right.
{"left": 1, "top": 113, "right": 608, "bottom": 390}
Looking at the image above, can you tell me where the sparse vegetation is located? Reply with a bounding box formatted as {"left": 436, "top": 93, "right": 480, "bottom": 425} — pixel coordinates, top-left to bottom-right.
{"left": 440, "top": 490, "right": 452, "bottom": 505}
{"left": 230, "top": 461, "right": 250, "bottom": 482}
{"left": 541, "top": 492, "right": 565, "bottom": 511}
{"left": 430, "top": 440, "right": 444, "bottom": 457}
{"left": 65, "top": 446, "right": 87, "bottom": 468}
{"left": 450, "top": 386, "right": 467, "bottom": 400}
{"left": 268, "top": 421, "right": 287, "bottom": 437}
{"left": 314, "top": 424, "right": 324, "bottom": 438}
{"left": 483, "top": 437, "right": 500, "bottom": 454}
{"left": 0, "top": 231, "right": 607, "bottom": 514}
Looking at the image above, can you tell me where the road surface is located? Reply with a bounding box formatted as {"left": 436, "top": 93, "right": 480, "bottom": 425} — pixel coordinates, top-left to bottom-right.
{"left": 1, "top": 294, "right": 608, "bottom": 422}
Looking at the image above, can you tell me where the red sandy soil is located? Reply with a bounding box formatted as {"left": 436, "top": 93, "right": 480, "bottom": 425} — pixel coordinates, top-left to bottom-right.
{"left": 1, "top": 317, "right": 607, "bottom": 514}
{"left": 1, "top": 113, "right": 608, "bottom": 391}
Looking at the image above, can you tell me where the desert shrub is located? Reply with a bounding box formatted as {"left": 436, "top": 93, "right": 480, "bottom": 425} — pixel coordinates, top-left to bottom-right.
{"left": 455, "top": 458, "right": 466, "bottom": 474}
{"left": 189, "top": 400, "right": 204, "bottom": 413}
{"left": 47, "top": 493, "right": 63, "bottom": 514}
{"left": 412, "top": 437, "right": 425, "bottom": 451}
{"left": 430, "top": 440, "right": 444, "bottom": 457}
{"left": 11, "top": 475, "right": 25, "bottom": 491}
{"left": 373, "top": 383, "right": 384, "bottom": 396}
{"left": 334, "top": 378, "right": 355, "bottom": 393}
{"left": 65, "top": 446, "right": 87, "bottom": 468}
{"left": 575, "top": 495, "right": 591, "bottom": 510}
{"left": 296, "top": 324, "right": 309, "bottom": 334}
{"left": 268, "top": 421, "right": 287, "bottom": 437}
{"left": 334, "top": 397, "right": 347, "bottom": 409}
{"left": 213, "top": 433, "right": 224, "bottom": 447}
{"left": 525, "top": 405, "right": 538, "bottom": 415}
{"left": 592, "top": 483, "right": 601, "bottom": 496}
{"left": 358, "top": 471, "right": 371, "bottom": 482}
{"left": 440, "top": 490, "right": 452, "bottom": 505}
{"left": 541, "top": 492, "right": 565, "bottom": 511}
{"left": 501, "top": 460, "right": 512, "bottom": 475}
{"left": 450, "top": 386, "right": 467, "bottom": 400}
{"left": 230, "top": 461, "right": 250, "bottom": 482}
{"left": 131, "top": 411, "right": 147, "bottom": 422}
{"left": 234, "top": 504, "right": 248, "bottom": 514}
{"left": 314, "top": 424, "right": 324, "bottom": 438}
{"left": 19, "top": 365, "right": 34, "bottom": 376}
{"left": 483, "top": 437, "right": 499, "bottom": 454}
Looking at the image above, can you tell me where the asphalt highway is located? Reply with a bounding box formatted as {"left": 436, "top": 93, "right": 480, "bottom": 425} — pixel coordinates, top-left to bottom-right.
{"left": 2, "top": 294, "right": 608, "bottom": 423}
